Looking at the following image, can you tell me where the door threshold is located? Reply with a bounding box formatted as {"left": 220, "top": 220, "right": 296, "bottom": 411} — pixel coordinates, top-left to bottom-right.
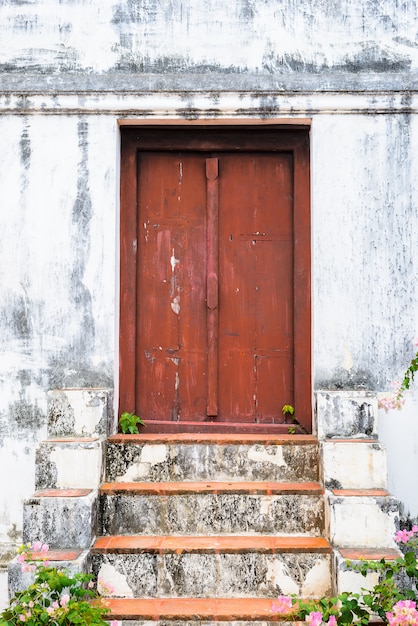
{"left": 123, "top": 420, "right": 308, "bottom": 435}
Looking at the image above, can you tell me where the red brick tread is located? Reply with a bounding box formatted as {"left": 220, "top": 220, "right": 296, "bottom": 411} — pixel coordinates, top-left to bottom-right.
{"left": 92, "top": 535, "right": 332, "bottom": 554}
{"left": 103, "top": 597, "right": 297, "bottom": 620}
{"left": 100, "top": 481, "right": 323, "bottom": 496}
{"left": 331, "top": 489, "right": 390, "bottom": 497}
{"left": 33, "top": 489, "right": 92, "bottom": 498}
{"left": 339, "top": 547, "right": 402, "bottom": 560}
{"left": 32, "top": 549, "right": 83, "bottom": 561}
{"left": 108, "top": 433, "right": 317, "bottom": 444}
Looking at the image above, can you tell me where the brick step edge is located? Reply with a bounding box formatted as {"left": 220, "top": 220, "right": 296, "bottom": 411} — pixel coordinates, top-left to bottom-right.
{"left": 108, "top": 433, "right": 317, "bottom": 444}
{"left": 100, "top": 481, "right": 324, "bottom": 496}
{"left": 92, "top": 535, "right": 332, "bottom": 554}
{"left": 102, "top": 597, "right": 300, "bottom": 621}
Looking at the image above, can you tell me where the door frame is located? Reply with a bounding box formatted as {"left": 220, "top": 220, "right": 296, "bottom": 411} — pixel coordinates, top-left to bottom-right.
{"left": 119, "top": 122, "right": 312, "bottom": 432}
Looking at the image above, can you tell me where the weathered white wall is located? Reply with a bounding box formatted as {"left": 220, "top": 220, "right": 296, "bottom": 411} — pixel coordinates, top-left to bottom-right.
{"left": 1, "top": 0, "right": 418, "bottom": 579}
{"left": 0, "top": 114, "right": 117, "bottom": 559}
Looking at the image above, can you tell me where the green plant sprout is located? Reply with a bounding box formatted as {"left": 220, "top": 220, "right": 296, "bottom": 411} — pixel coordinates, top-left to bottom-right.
{"left": 120, "top": 411, "right": 145, "bottom": 434}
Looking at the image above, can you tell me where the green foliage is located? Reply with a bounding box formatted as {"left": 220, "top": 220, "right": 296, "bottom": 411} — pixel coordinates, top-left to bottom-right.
{"left": 288, "top": 530, "right": 418, "bottom": 624}
{"left": 0, "top": 565, "right": 110, "bottom": 626}
{"left": 282, "top": 404, "right": 295, "bottom": 418}
{"left": 120, "top": 411, "right": 145, "bottom": 434}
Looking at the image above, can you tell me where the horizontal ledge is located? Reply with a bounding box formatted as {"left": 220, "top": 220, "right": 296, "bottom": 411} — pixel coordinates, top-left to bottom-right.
{"left": 331, "top": 488, "right": 390, "bottom": 497}
{"left": 110, "top": 421, "right": 308, "bottom": 435}
{"left": 100, "top": 481, "right": 323, "bottom": 496}
{"left": 108, "top": 432, "right": 317, "bottom": 444}
{"left": 103, "top": 596, "right": 298, "bottom": 621}
{"left": 92, "top": 535, "right": 331, "bottom": 555}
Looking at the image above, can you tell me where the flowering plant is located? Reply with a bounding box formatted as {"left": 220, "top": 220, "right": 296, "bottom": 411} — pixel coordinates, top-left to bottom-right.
{"left": 0, "top": 542, "right": 117, "bottom": 626}
{"left": 379, "top": 339, "right": 418, "bottom": 412}
{"left": 271, "top": 527, "right": 418, "bottom": 624}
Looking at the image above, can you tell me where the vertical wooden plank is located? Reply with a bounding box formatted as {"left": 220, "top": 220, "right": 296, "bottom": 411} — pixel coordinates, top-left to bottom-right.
{"left": 119, "top": 133, "right": 137, "bottom": 415}
{"left": 293, "top": 134, "right": 312, "bottom": 431}
{"left": 206, "top": 157, "right": 219, "bottom": 417}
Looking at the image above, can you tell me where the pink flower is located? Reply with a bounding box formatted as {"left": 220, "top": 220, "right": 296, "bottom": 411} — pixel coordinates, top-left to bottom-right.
{"left": 111, "top": 621, "right": 121, "bottom": 626}
{"left": 395, "top": 529, "right": 414, "bottom": 544}
{"left": 60, "top": 593, "right": 70, "bottom": 607}
{"left": 412, "top": 526, "right": 418, "bottom": 533}
{"left": 17, "top": 554, "right": 27, "bottom": 563}
{"left": 386, "top": 600, "right": 418, "bottom": 625}
{"left": 21, "top": 563, "right": 36, "bottom": 573}
{"left": 271, "top": 595, "right": 292, "bottom": 614}
{"left": 19, "top": 615, "right": 26, "bottom": 622}
{"left": 306, "top": 611, "right": 323, "bottom": 626}
{"left": 327, "top": 616, "right": 337, "bottom": 626}
{"left": 32, "top": 541, "right": 43, "bottom": 552}
{"left": 98, "top": 577, "right": 115, "bottom": 595}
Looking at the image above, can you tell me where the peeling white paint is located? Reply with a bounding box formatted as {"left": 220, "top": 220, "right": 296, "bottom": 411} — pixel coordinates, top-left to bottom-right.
{"left": 247, "top": 445, "right": 287, "bottom": 468}
{"left": 50, "top": 445, "right": 102, "bottom": 489}
{"left": 266, "top": 559, "right": 299, "bottom": 596}
{"left": 97, "top": 563, "right": 134, "bottom": 598}
{"left": 302, "top": 558, "right": 332, "bottom": 597}
{"left": 140, "top": 444, "right": 168, "bottom": 465}
{"left": 171, "top": 295, "right": 180, "bottom": 315}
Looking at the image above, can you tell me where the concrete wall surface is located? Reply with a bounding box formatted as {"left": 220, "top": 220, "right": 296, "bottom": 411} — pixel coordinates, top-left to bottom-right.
{"left": 1, "top": 0, "right": 418, "bottom": 588}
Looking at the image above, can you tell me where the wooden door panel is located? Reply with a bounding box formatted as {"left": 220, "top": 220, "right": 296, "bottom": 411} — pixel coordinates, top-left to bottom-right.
{"left": 218, "top": 153, "right": 294, "bottom": 421}
{"left": 136, "top": 152, "right": 208, "bottom": 421}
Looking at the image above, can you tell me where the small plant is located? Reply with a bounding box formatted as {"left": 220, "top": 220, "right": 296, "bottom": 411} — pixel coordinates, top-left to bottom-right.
{"left": 0, "top": 542, "right": 116, "bottom": 626}
{"left": 120, "top": 411, "right": 145, "bottom": 434}
{"left": 282, "top": 404, "right": 295, "bottom": 421}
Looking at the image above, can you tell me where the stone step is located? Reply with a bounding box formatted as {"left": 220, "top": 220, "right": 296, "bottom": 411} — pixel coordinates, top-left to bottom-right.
{"left": 327, "top": 488, "right": 400, "bottom": 549}
{"left": 91, "top": 535, "right": 332, "bottom": 599}
{"left": 35, "top": 437, "right": 104, "bottom": 490}
{"left": 99, "top": 481, "right": 325, "bottom": 536}
{"left": 106, "top": 434, "right": 319, "bottom": 483}
{"left": 333, "top": 547, "right": 402, "bottom": 595}
{"left": 103, "top": 597, "right": 293, "bottom": 622}
{"left": 23, "top": 489, "right": 98, "bottom": 549}
{"left": 8, "top": 549, "right": 90, "bottom": 597}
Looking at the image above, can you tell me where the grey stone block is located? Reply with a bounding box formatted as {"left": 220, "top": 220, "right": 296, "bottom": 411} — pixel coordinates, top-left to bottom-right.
{"left": 106, "top": 440, "right": 319, "bottom": 483}
{"left": 23, "top": 490, "right": 98, "bottom": 549}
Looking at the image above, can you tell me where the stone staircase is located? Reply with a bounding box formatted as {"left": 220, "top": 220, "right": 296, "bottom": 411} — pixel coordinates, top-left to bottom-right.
{"left": 9, "top": 389, "right": 402, "bottom": 624}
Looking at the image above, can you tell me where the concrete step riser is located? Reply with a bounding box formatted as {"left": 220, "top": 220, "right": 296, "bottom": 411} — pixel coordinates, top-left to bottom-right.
{"left": 322, "top": 441, "right": 387, "bottom": 490}
{"left": 35, "top": 439, "right": 104, "bottom": 490}
{"left": 100, "top": 493, "right": 324, "bottom": 536}
{"left": 91, "top": 552, "right": 332, "bottom": 599}
{"left": 327, "top": 492, "right": 399, "bottom": 549}
{"left": 106, "top": 441, "right": 319, "bottom": 484}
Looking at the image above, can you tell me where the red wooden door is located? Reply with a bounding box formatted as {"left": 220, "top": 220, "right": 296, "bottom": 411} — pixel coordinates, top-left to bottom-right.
{"left": 120, "top": 128, "right": 311, "bottom": 432}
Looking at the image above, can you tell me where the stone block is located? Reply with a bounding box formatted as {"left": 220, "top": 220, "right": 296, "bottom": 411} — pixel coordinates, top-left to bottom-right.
{"left": 47, "top": 388, "right": 114, "bottom": 437}
{"left": 315, "top": 391, "right": 378, "bottom": 440}
{"left": 100, "top": 490, "right": 324, "bottom": 537}
{"left": 0, "top": 567, "right": 8, "bottom": 612}
{"left": 321, "top": 439, "right": 387, "bottom": 490}
{"left": 8, "top": 549, "right": 90, "bottom": 597}
{"left": 327, "top": 489, "right": 399, "bottom": 549}
{"left": 23, "top": 489, "right": 98, "bottom": 549}
{"left": 106, "top": 438, "right": 319, "bottom": 483}
{"left": 333, "top": 548, "right": 401, "bottom": 596}
{"left": 91, "top": 551, "right": 332, "bottom": 599}
{"left": 35, "top": 438, "right": 105, "bottom": 490}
